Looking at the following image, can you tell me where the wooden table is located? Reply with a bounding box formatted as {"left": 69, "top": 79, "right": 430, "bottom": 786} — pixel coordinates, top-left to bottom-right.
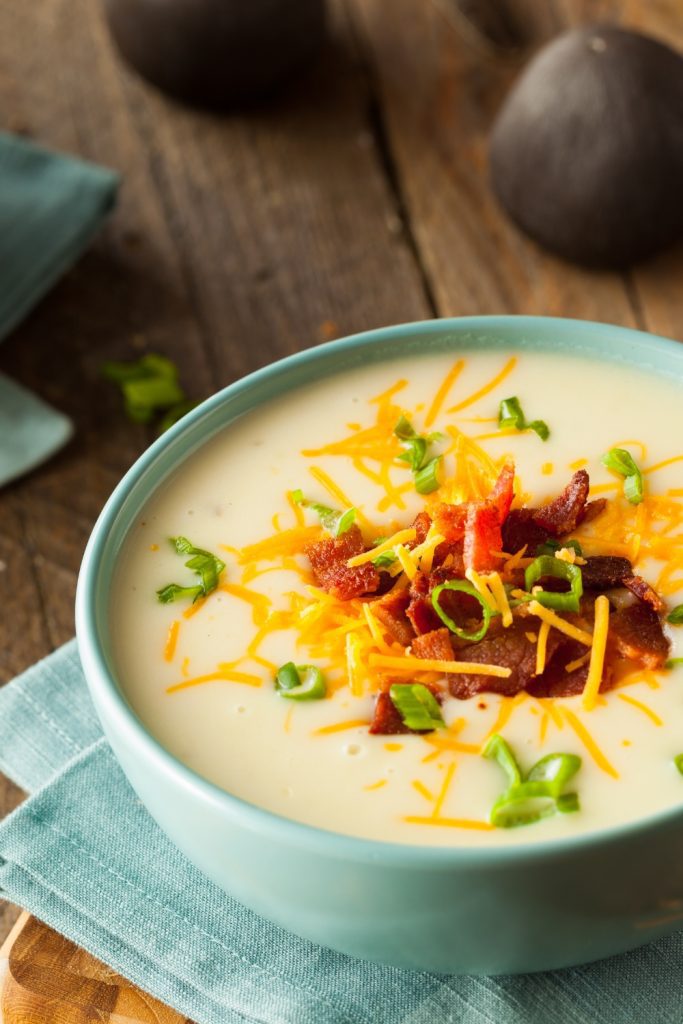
{"left": 1, "top": 0, "right": 682, "bottom": 1017}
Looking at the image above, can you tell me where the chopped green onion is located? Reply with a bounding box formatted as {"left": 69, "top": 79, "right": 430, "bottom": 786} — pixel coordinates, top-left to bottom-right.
{"left": 393, "top": 416, "right": 443, "bottom": 494}
{"left": 665, "top": 658, "right": 683, "bottom": 669}
{"left": 536, "top": 538, "right": 583, "bottom": 557}
{"left": 389, "top": 683, "right": 445, "bottom": 731}
{"left": 483, "top": 734, "right": 581, "bottom": 829}
{"left": 667, "top": 604, "right": 683, "bottom": 625}
{"left": 292, "top": 490, "right": 357, "bottom": 538}
{"left": 675, "top": 754, "right": 683, "bottom": 776}
{"left": 414, "top": 456, "right": 443, "bottom": 495}
{"left": 601, "top": 448, "right": 644, "bottom": 505}
{"left": 483, "top": 733, "right": 521, "bottom": 789}
{"left": 524, "top": 555, "right": 583, "bottom": 613}
{"left": 156, "top": 536, "right": 225, "bottom": 604}
{"left": 498, "top": 396, "right": 549, "bottom": 442}
{"left": 275, "top": 662, "right": 326, "bottom": 700}
{"left": 431, "top": 579, "right": 495, "bottom": 642}
{"left": 103, "top": 354, "right": 186, "bottom": 425}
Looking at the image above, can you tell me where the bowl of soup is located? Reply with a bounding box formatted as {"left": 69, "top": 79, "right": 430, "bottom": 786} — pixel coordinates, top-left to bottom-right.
{"left": 76, "top": 316, "right": 683, "bottom": 974}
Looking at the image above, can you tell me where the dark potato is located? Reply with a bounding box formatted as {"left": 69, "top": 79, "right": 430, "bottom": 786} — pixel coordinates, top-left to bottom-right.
{"left": 103, "top": 0, "right": 326, "bottom": 109}
{"left": 490, "top": 24, "right": 683, "bottom": 268}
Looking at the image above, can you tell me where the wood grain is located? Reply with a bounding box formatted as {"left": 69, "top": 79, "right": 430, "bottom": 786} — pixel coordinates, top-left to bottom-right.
{"left": 0, "top": 913, "right": 192, "bottom": 1023}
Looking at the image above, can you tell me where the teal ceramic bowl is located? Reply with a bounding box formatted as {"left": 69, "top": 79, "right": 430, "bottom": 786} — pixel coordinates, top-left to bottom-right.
{"left": 76, "top": 316, "right": 683, "bottom": 975}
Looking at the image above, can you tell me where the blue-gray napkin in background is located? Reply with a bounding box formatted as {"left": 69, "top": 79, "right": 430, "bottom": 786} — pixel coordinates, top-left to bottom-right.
{"left": 0, "top": 131, "right": 118, "bottom": 486}
{"left": 1, "top": 641, "right": 683, "bottom": 1024}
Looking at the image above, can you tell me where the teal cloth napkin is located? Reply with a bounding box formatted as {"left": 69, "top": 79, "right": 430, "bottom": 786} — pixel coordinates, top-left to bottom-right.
{"left": 0, "top": 132, "right": 118, "bottom": 486}
{"left": 2, "top": 643, "right": 683, "bottom": 1023}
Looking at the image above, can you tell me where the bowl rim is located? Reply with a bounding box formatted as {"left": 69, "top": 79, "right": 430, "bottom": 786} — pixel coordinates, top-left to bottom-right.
{"left": 76, "top": 314, "right": 683, "bottom": 867}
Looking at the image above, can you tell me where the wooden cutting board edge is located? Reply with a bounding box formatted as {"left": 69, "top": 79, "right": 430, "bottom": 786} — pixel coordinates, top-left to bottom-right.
{"left": 0, "top": 911, "right": 192, "bottom": 1023}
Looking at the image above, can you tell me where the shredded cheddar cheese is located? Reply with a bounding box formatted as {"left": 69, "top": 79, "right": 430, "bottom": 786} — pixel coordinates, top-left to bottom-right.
{"left": 581, "top": 595, "right": 610, "bottom": 711}
{"left": 346, "top": 528, "right": 416, "bottom": 567}
{"left": 527, "top": 602, "right": 593, "bottom": 646}
{"left": 367, "top": 654, "right": 512, "bottom": 678}
{"left": 535, "top": 621, "right": 551, "bottom": 677}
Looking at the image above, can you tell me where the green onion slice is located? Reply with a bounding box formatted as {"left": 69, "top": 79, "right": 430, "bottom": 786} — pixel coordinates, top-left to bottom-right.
{"left": 431, "top": 579, "right": 495, "bottom": 642}
{"left": 483, "top": 733, "right": 581, "bottom": 829}
{"left": 498, "top": 396, "right": 549, "bottom": 442}
{"left": 103, "top": 353, "right": 186, "bottom": 424}
{"left": 665, "top": 658, "right": 683, "bottom": 669}
{"left": 536, "top": 538, "right": 583, "bottom": 557}
{"left": 389, "top": 683, "right": 445, "bottom": 731}
{"left": 275, "top": 662, "right": 326, "bottom": 700}
{"left": 667, "top": 604, "right": 683, "bottom": 625}
{"left": 291, "top": 490, "right": 357, "bottom": 538}
{"left": 601, "top": 448, "right": 644, "bottom": 505}
{"left": 675, "top": 754, "right": 683, "bottom": 776}
{"left": 414, "top": 456, "right": 443, "bottom": 495}
{"left": 156, "top": 536, "right": 225, "bottom": 604}
{"left": 483, "top": 733, "right": 521, "bottom": 789}
{"left": 393, "top": 416, "right": 443, "bottom": 494}
{"left": 524, "top": 555, "right": 583, "bottom": 613}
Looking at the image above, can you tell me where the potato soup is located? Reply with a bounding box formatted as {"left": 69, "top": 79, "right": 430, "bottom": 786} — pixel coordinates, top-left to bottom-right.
{"left": 111, "top": 350, "right": 683, "bottom": 846}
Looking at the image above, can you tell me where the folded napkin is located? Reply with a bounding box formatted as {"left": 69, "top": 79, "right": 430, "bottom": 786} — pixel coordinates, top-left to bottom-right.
{"left": 0, "top": 132, "right": 118, "bottom": 486}
{"left": 2, "top": 643, "right": 683, "bottom": 1024}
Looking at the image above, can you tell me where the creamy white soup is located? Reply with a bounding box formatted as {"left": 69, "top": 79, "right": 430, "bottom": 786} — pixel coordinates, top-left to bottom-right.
{"left": 111, "top": 350, "right": 683, "bottom": 846}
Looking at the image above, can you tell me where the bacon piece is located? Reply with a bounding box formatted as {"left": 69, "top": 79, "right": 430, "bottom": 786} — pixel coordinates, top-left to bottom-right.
{"left": 463, "top": 502, "right": 502, "bottom": 571}
{"left": 431, "top": 503, "right": 467, "bottom": 544}
{"left": 406, "top": 577, "right": 441, "bottom": 635}
{"left": 622, "top": 575, "right": 666, "bottom": 614}
{"left": 372, "top": 587, "right": 414, "bottom": 646}
{"left": 532, "top": 469, "right": 590, "bottom": 536}
{"left": 411, "top": 511, "right": 432, "bottom": 546}
{"left": 528, "top": 639, "right": 614, "bottom": 699}
{"left": 501, "top": 508, "right": 550, "bottom": 555}
{"left": 609, "top": 603, "right": 670, "bottom": 669}
{"left": 581, "top": 498, "right": 607, "bottom": 524}
{"left": 369, "top": 684, "right": 442, "bottom": 735}
{"left": 490, "top": 460, "right": 515, "bottom": 522}
{"left": 306, "top": 525, "right": 380, "bottom": 600}
{"left": 412, "top": 627, "right": 453, "bottom": 662}
{"left": 449, "top": 619, "right": 562, "bottom": 699}
{"left": 581, "top": 556, "right": 632, "bottom": 590}
{"left": 369, "top": 691, "right": 410, "bottom": 735}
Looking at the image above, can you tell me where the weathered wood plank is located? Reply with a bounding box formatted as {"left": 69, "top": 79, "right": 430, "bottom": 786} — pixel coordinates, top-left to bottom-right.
{"left": 350, "top": 0, "right": 642, "bottom": 327}
{"left": 0, "top": 0, "right": 434, "bottom": 955}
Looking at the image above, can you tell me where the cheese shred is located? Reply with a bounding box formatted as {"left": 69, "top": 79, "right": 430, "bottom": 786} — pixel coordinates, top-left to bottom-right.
{"left": 581, "top": 595, "right": 611, "bottom": 711}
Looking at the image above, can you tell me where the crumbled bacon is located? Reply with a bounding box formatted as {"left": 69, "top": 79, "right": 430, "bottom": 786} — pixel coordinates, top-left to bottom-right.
{"left": 411, "top": 511, "right": 432, "bottom": 546}
{"left": 581, "top": 498, "right": 607, "bottom": 524}
{"left": 431, "top": 503, "right": 466, "bottom": 544}
{"left": 609, "top": 603, "right": 670, "bottom": 669}
{"left": 368, "top": 691, "right": 410, "bottom": 735}
{"left": 411, "top": 627, "right": 453, "bottom": 662}
{"left": 406, "top": 572, "right": 442, "bottom": 635}
{"left": 622, "top": 575, "right": 666, "bottom": 614}
{"left": 490, "top": 460, "right": 515, "bottom": 522}
{"left": 501, "top": 508, "right": 550, "bottom": 555}
{"left": 532, "top": 469, "right": 590, "bottom": 536}
{"left": 306, "top": 525, "right": 380, "bottom": 600}
{"left": 463, "top": 502, "right": 503, "bottom": 572}
{"left": 581, "top": 556, "right": 632, "bottom": 590}
{"left": 372, "top": 587, "right": 414, "bottom": 646}
{"left": 528, "top": 639, "right": 613, "bottom": 699}
{"left": 449, "top": 619, "right": 562, "bottom": 700}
